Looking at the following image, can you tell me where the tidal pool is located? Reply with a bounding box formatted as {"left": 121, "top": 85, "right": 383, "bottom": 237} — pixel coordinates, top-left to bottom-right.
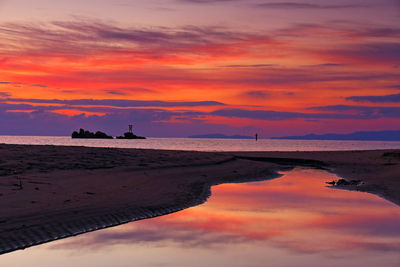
{"left": 1, "top": 169, "right": 399, "bottom": 267}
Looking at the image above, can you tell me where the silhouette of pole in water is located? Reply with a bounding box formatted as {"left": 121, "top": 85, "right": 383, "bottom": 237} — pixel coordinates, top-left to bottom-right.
{"left": 255, "top": 133, "right": 258, "bottom": 141}
{"left": 116, "top": 125, "right": 146, "bottom": 139}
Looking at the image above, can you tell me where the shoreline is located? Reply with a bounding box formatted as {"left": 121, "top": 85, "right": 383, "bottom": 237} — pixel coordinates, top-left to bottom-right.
{"left": 0, "top": 144, "right": 399, "bottom": 254}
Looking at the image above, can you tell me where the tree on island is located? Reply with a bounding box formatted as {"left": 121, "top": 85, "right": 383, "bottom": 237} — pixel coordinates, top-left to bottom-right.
{"left": 71, "top": 125, "right": 146, "bottom": 139}
{"left": 71, "top": 128, "right": 113, "bottom": 139}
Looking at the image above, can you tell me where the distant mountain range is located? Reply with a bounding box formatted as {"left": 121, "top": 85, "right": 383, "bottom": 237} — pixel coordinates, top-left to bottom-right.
{"left": 272, "top": 130, "right": 400, "bottom": 141}
{"left": 188, "top": 133, "right": 254, "bottom": 139}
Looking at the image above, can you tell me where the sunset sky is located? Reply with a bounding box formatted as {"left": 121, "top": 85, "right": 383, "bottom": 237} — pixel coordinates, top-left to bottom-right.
{"left": 0, "top": 0, "right": 399, "bottom": 137}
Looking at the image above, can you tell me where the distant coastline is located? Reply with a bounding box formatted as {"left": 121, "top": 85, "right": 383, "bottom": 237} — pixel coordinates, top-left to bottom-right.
{"left": 188, "top": 133, "right": 253, "bottom": 139}
{"left": 272, "top": 130, "right": 400, "bottom": 141}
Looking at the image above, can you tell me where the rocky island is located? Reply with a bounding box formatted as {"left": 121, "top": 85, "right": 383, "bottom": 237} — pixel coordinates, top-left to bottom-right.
{"left": 71, "top": 128, "right": 113, "bottom": 139}
{"left": 71, "top": 125, "right": 146, "bottom": 139}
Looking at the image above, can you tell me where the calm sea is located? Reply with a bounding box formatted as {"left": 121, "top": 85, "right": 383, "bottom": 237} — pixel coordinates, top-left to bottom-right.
{"left": 1, "top": 136, "right": 400, "bottom": 151}
{"left": 1, "top": 136, "right": 399, "bottom": 267}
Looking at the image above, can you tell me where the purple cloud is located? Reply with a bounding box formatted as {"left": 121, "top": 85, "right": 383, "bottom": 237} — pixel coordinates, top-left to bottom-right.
{"left": 325, "top": 42, "right": 400, "bottom": 64}
{"left": 0, "top": 20, "right": 263, "bottom": 57}
{"left": 242, "top": 90, "right": 269, "bottom": 99}
{"left": 221, "top": 64, "right": 277, "bottom": 68}
{"left": 347, "top": 94, "right": 400, "bottom": 103}
{"left": 5, "top": 98, "right": 225, "bottom": 108}
{"left": 304, "top": 63, "right": 346, "bottom": 68}
{"left": 354, "top": 27, "right": 400, "bottom": 38}
{"left": 235, "top": 70, "right": 398, "bottom": 85}
{"left": 0, "top": 92, "right": 10, "bottom": 97}
{"left": 105, "top": 90, "right": 128, "bottom": 96}
{"left": 310, "top": 105, "right": 400, "bottom": 118}
{"left": 276, "top": 22, "right": 400, "bottom": 41}
{"left": 210, "top": 108, "right": 361, "bottom": 120}
{"left": 31, "top": 84, "right": 48, "bottom": 88}
{"left": 386, "top": 85, "right": 400, "bottom": 90}
{"left": 256, "top": 2, "right": 367, "bottom": 9}
{"left": 108, "top": 87, "right": 156, "bottom": 94}
{"left": 180, "top": 0, "right": 238, "bottom": 3}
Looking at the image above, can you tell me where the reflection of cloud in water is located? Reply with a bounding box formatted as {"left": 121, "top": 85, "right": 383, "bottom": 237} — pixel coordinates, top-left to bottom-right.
{"left": 51, "top": 169, "right": 400, "bottom": 257}
{"left": 50, "top": 224, "right": 246, "bottom": 251}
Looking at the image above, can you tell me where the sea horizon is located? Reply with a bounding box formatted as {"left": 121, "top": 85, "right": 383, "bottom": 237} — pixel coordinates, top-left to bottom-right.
{"left": 1, "top": 135, "right": 400, "bottom": 152}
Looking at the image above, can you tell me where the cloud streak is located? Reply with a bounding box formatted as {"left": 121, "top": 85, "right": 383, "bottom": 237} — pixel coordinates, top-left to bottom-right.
{"left": 310, "top": 105, "right": 400, "bottom": 118}
{"left": 256, "top": 2, "right": 367, "bottom": 9}
{"left": 0, "top": 92, "right": 10, "bottom": 97}
{"left": 322, "top": 42, "right": 400, "bottom": 64}
{"left": 242, "top": 90, "right": 269, "bottom": 99}
{"left": 5, "top": 98, "right": 226, "bottom": 108}
{"left": 210, "top": 108, "right": 375, "bottom": 120}
{"left": 0, "top": 20, "right": 266, "bottom": 59}
{"left": 347, "top": 94, "right": 400, "bottom": 103}
{"left": 180, "top": 0, "right": 238, "bottom": 3}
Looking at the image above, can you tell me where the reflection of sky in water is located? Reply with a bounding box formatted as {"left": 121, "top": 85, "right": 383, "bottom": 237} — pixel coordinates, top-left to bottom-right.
{"left": 1, "top": 169, "right": 399, "bottom": 267}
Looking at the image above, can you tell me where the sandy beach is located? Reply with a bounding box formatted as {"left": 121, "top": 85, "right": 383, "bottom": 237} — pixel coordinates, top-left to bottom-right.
{"left": 0, "top": 144, "right": 399, "bottom": 254}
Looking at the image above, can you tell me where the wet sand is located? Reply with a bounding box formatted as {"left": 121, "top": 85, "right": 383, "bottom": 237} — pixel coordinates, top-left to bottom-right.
{"left": 0, "top": 144, "right": 399, "bottom": 254}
